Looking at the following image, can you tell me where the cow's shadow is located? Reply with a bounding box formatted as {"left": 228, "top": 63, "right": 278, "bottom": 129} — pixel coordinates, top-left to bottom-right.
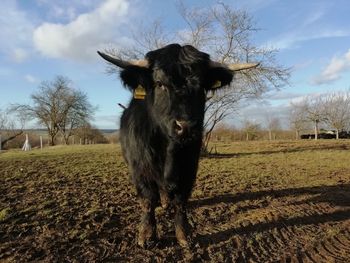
{"left": 189, "top": 183, "right": 350, "bottom": 246}
{"left": 203, "top": 143, "right": 350, "bottom": 159}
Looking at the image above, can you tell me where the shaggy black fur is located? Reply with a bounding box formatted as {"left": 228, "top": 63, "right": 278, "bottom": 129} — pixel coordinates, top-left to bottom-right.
{"left": 101, "top": 44, "right": 233, "bottom": 247}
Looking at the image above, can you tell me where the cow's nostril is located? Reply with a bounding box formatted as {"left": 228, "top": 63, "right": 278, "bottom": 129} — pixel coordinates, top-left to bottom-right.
{"left": 174, "top": 120, "right": 188, "bottom": 136}
{"left": 175, "top": 120, "right": 184, "bottom": 135}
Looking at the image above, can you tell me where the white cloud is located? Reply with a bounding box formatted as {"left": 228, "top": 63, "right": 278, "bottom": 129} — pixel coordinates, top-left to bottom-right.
{"left": 263, "top": 91, "right": 303, "bottom": 101}
{"left": 0, "top": 0, "right": 33, "bottom": 62}
{"left": 0, "top": 67, "right": 14, "bottom": 77}
{"left": 12, "top": 48, "right": 28, "bottom": 63}
{"left": 24, "top": 74, "right": 38, "bottom": 83}
{"left": 231, "top": 102, "right": 291, "bottom": 129}
{"left": 51, "top": 5, "right": 76, "bottom": 21}
{"left": 345, "top": 49, "right": 350, "bottom": 60}
{"left": 36, "top": 0, "right": 98, "bottom": 8}
{"left": 311, "top": 49, "right": 350, "bottom": 85}
{"left": 33, "top": 0, "right": 131, "bottom": 62}
{"left": 93, "top": 114, "right": 119, "bottom": 129}
{"left": 302, "top": 10, "right": 325, "bottom": 27}
{"left": 289, "top": 92, "right": 331, "bottom": 105}
{"left": 266, "top": 30, "right": 349, "bottom": 50}
{"left": 233, "top": 0, "right": 278, "bottom": 12}
{"left": 263, "top": 3, "right": 349, "bottom": 51}
{"left": 36, "top": 0, "right": 99, "bottom": 21}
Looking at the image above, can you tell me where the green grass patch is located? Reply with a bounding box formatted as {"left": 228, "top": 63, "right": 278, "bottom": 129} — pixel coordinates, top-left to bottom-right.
{"left": 0, "top": 208, "right": 10, "bottom": 222}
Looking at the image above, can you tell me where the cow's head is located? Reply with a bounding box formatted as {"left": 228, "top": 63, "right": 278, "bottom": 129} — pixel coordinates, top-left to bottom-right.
{"left": 98, "top": 44, "right": 258, "bottom": 142}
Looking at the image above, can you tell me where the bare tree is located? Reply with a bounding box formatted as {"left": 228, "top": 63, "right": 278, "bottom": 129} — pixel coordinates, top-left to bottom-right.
{"left": 202, "top": 89, "right": 242, "bottom": 151}
{"left": 104, "top": 2, "right": 290, "bottom": 150}
{"left": 176, "top": 1, "right": 215, "bottom": 50}
{"left": 289, "top": 104, "right": 309, "bottom": 140}
{"left": 176, "top": 2, "right": 289, "bottom": 150}
{"left": 0, "top": 108, "right": 24, "bottom": 149}
{"left": 242, "top": 120, "right": 261, "bottom": 141}
{"left": 266, "top": 116, "right": 281, "bottom": 140}
{"left": 57, "top": 89, "right": 95, "bottom": 144}
{"left": 74, "top": 122, "right": 107, "bottom": 144}
{"left": 323, "top": 90, "right": 350, "bottom": 139}
{"left": 12, "top": 76, "right": 95, "bottom": 145}
{"left": 292, "top": 96, "right": 327, "bottom": 140}
{"left": 105, "top": 19, "right": 170, "bottom": 73}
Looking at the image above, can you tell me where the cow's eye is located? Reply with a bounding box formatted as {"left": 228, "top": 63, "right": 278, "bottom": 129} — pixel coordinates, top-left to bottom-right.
{"left": 155, "top": 81, "right": 167, "bottom": 91}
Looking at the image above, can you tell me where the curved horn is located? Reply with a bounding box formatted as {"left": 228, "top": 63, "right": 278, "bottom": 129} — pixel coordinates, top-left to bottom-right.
{"left": 210, "top": 61, "right": 259, "bottom": 71}
{"left": 97, "top": 51, "right": 149, "bottom": 68}
{"left": 227, "top": 63, "right": 260, "bottom": 71}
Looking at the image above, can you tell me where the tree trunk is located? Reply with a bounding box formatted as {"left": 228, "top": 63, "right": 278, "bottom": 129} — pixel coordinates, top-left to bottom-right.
{"left": 314, "top": 120, "right": 319, "bottom": 140}
{"left": 268, "top": 130, "right": 272, "bottom": 140}
{"left": 50, "top": 134, "right": 55, "bottom": 146}
{"left": 63, "top": 134, "right": 70, "bottom": 145}
{"left": 336, "top": 129, "right": 339, "bottom": 140}
{"left": 295, "top": 130, "right": 299, "bottom": 140}
{"left": 201, "top": 132, "right": 211, "bottom": 154}
{"left": 0, "top": 131, "right": 23, "bottom": 149}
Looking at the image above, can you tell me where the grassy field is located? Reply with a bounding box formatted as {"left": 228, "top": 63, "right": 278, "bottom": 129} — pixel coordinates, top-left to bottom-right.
{"left": 1, "top": 140, "right": 350, "bottom": 262}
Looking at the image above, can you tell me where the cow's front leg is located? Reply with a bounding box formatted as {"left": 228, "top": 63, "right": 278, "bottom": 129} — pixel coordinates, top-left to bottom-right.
{"left": 159, "top": 189, "right": 170, "bottom": 210}
{"left": 174, "top": 202, "right": 192, "bottom": 248}
{"left": 138, "top": 198, "right": 157, "bottom": 248}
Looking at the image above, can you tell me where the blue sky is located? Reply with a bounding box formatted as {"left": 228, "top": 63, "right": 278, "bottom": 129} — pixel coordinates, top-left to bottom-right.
{"left": 1, "top": 0, "right": 350, "bottom": 129}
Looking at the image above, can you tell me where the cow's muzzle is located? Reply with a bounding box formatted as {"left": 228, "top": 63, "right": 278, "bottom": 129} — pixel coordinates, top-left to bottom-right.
{"left": 170, "top": 119, "right": 201, "bottom": 143}
{"left": 174, "top": 120, "right": 189, "bottom": 137}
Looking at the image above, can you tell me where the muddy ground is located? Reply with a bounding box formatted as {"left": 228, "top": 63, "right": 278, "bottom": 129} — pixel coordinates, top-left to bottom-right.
{"left": 1, "top": 141, "right": 350, "bottom": 262}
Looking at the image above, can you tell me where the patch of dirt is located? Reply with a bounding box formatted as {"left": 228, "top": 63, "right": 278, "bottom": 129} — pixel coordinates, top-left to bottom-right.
{"left": 1, "top": 143, "right": 350, "bottom": 262}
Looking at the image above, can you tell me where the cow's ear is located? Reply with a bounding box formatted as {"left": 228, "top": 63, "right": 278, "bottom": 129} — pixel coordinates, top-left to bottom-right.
{"left": 120, "top": 66, "right": 152, "bottom": 90}
{"left": 206, "top": 62, "right": 260, "bottom": 90}
{"left": 206, "top": 67, "right": 234, "bottom": 91}
{"left": 120, "top": 66, "right": 153, "bottom": 99}
{"left": 97, "top": 51, "right": 152, "bottom": 98}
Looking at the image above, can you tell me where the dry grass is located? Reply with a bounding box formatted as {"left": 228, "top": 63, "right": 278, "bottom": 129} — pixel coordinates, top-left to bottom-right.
{"left": 1, "top": 140, "right": 350, "bottom": 262}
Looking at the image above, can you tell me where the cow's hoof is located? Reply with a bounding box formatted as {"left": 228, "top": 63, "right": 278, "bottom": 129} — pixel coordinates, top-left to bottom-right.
{"left": 160, "top": 191, "right": 170, "bottom": 210}
{"left": 137, "top": 240, "right": 157, "bottom": 249}
{"left": 177, "top": 235, "right": 193, "bottom": 248}
{"left": 137, "top": 234, "right": 158, "bottom": 249}
{"left": 161, "top": 202, "right": 169, "bottom": 210}
{"left": 178, "top": 238, "right": 189, "bottom": 248}
{"left": 138, "top": 222, "right": 157, "bottom": 249}
{"left": 138, "top": 239, "right": 157, "bottom": 249}
{"left": 176, "top": 228, "right": 192, "bottom": 248}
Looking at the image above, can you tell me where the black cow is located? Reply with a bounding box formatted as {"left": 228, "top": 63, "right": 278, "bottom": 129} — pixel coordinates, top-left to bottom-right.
{"left": 98, "top": 44, "right": 257, "bottom": 248}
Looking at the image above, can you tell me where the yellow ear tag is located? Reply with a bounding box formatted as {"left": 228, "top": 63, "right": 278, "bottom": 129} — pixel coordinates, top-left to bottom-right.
{"left": 212, "top": 80, "right": 222, "bottom": 89}
{"left": 134, "top": 85, "right": 146, "bottom": 99}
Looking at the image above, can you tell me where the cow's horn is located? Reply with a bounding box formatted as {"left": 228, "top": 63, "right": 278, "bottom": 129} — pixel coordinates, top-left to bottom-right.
{"left": 227, "top": 63, "right": 260, "bottom": 71}
{"left": 97, "top": 51, "right": 149, "bottom": 68}
{"left": 210, "top": 61, "right": 259, "bottom": 71}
